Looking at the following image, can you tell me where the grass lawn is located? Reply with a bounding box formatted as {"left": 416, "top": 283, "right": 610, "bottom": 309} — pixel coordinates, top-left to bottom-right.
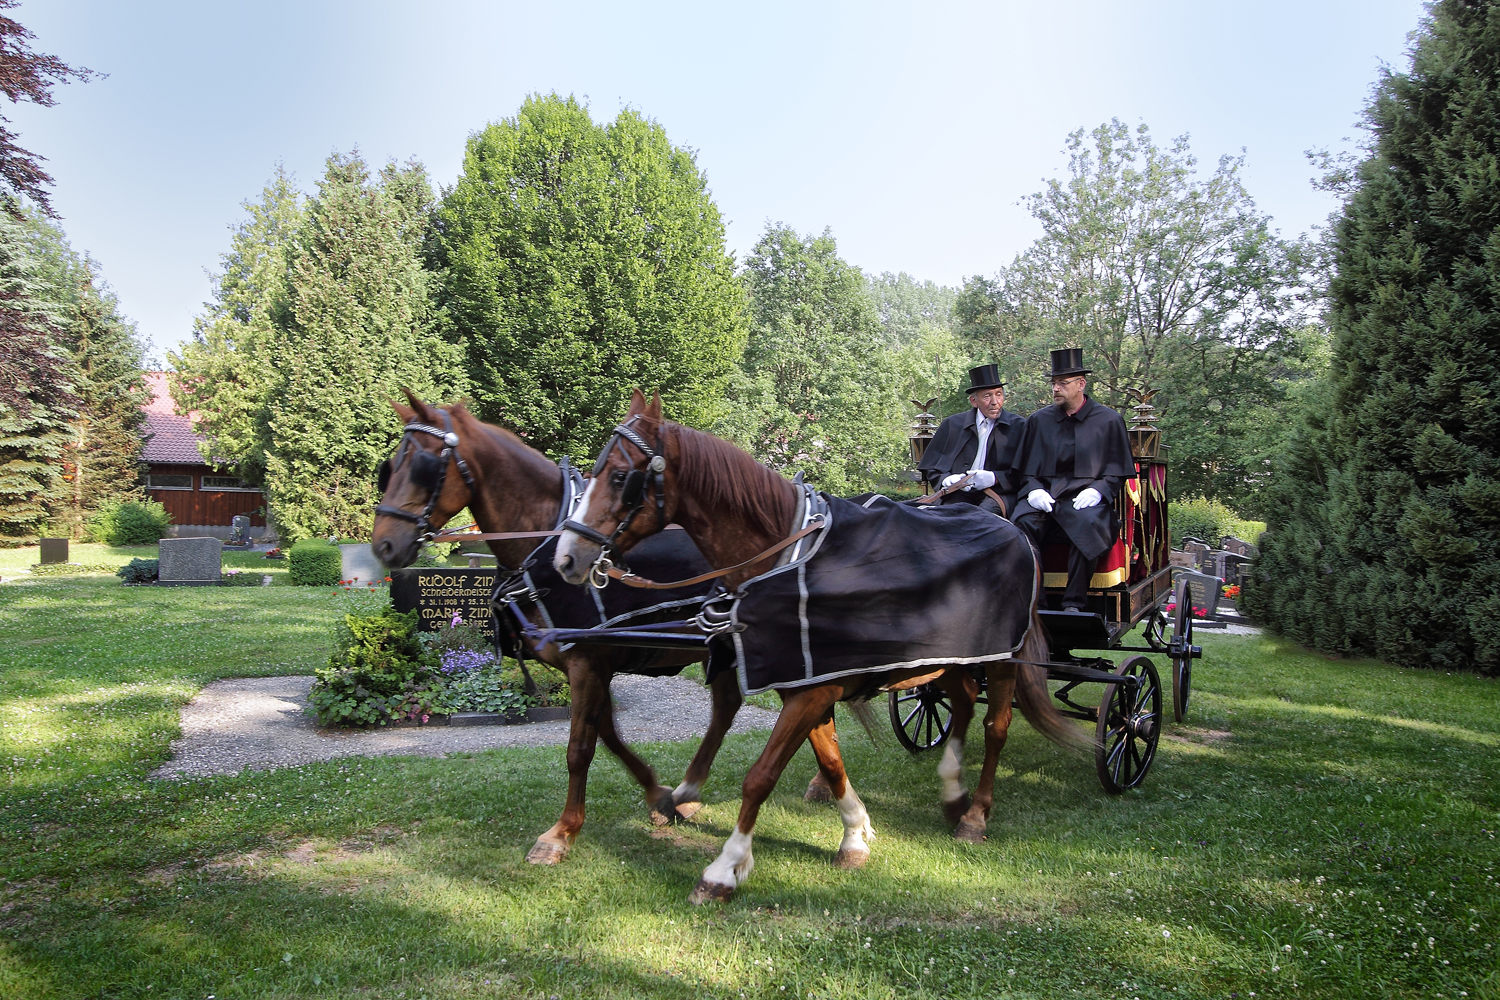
{"left": 0, "top": 575, "right": 1496, "bottom": 999}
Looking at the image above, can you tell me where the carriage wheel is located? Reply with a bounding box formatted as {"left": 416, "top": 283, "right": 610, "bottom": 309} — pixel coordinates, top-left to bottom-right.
{"left": 889, "top": 683, "right": 954, "bottom": 752}
{"left": 1095, "top": 655, "right": 1162, "bottom": 794}
{"left": 1171, "top": 588, "right": 1195, "bottom": 723}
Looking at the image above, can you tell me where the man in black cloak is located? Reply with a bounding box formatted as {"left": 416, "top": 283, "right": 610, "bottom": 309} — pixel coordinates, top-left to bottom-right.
{"left": 916, "top": 364, "right": 1026, "bottom": 517}
{"left": 1009, "top": 349, "right": 1136, "bottom": 612}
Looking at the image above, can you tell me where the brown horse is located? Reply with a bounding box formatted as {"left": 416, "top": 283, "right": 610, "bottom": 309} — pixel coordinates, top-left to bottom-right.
{"left": 371, "top": 392, "right": 747, "bottom": 864}
{"left": 554, "top": 391, "right": 1089, "bottom": 903}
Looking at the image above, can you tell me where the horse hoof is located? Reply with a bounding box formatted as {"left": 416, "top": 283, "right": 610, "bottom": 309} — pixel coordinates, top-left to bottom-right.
{"left": 834, "top": 848, "right": 870, "bottom": 869}
{"left": 649, "top": 789, "right": 678, "bottom": 826}
{"left": 526, "top": 840, "right": 569, "bottom": 865}
{"left": 804, "top": 774, "right": 833, "bottom": 802}
{"left": 689, "top": 879, "right": 735, "bottom": 905}
{"left": 953, "top": 819, "right": 987, "bottom": 844}
{"left": 673, "top": 800, "right": 704, "bottom": 822}
{"left": 943, "top": 793, "right": 973, "bottom": 825}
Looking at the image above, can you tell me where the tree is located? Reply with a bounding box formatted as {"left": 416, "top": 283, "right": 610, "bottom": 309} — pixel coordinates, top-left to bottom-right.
{"left": 0, "top": 211, "right": 73, "bottom": 540}
{"left": 962, "top": 121, "right": 1317, "bottom": 507}
{"left": 0, "top": 0, "right": 97, "bottom": 214}
{"left": 433, "top": 94, "right": 746, "bottom": 459}
{"left": 715, "top": 224, "right": 910, "bottom": 494}
{"left": 866, "top": 271, "right": 958, "bottom": 345}
{"left": 1245, "top": 0, "right": 1500, "bottom": 674}
{"left": 175, "top": 155, "right": 464, "bottom": 540}
{"left": 19, "top": 210, "right": 148, "bottom": 538}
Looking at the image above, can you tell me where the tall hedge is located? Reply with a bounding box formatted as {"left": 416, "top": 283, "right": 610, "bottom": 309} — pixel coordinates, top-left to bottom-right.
{"left": 1244, "top": 0, "right": 1500, "bottom": 673}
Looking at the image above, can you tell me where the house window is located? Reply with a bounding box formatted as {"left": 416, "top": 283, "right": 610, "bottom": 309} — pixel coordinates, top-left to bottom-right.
{"left": 147, "top": 474, "right": 193, "bottom": 490}
{"left": 201, "top": 476, "right": 259, "bottom": 492}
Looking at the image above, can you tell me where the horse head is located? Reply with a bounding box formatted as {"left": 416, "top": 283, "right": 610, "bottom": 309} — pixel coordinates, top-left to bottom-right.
{"left": 371, "top": 389, "right": 478, "bottom": 569}
{"left": 554, "top": 389, "right": 675, "bottom": 585}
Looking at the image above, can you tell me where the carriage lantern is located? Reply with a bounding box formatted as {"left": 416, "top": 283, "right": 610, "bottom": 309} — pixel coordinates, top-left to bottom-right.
{"left": 908, "top": 398, "right": 940, "bottom": 492}
{"left": 1125, "top": 387, "right": 1162, "bottom": 459}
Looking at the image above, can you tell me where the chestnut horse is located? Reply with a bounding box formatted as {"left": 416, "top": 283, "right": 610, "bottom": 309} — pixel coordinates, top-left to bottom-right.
{"left": 555, "top": 391, "right": 1089, "bottom": 903}
{"left": 371, "top": 392, "right": 746, "bottom": 864}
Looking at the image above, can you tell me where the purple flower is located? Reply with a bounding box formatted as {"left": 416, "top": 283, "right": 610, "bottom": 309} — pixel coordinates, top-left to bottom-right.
{"left": 440, "top": 648, "right": 495, "bottom": 675}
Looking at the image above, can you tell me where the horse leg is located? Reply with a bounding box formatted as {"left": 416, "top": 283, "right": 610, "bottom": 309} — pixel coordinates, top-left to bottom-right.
{"left": 936, "top": 668, "right": 980, "bottom": 825}
{"left": 955, "top": 662, "right": 1017, "bottom": 844}
{"left": 667, "top": 667, "right": 744, "bottom": 821}
{"left": 528, "top": 662, "right": 608, "bottom": 864}
{"left": 804, "top": 770, "right": 833, "bottom": 802}
{"left": 805, "top": 710, "right": 875, "bottom": 869}
{"left": 690, "top": 685, "right": 842, "bottom": 904}
{"left": 591, "top": 673, "right": 677, "bottom": 825}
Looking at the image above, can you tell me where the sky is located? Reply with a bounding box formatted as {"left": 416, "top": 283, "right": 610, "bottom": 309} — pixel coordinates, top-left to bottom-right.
{"left": 13, "top": 0, "right": 1426, "bottom": 360}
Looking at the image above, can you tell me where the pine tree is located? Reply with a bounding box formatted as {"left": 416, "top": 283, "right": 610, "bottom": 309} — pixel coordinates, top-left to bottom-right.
{"left": 1245, "top": 0, "right": 1500, "bottom": 673}
{"left": 0, "top": 212, "right": 73, "bottom": 541}
{"left": 175, "top": 155, "right": 465, "bottom": 541}
{"left": 18, "top": 211, "right": 148, "bottom": 537}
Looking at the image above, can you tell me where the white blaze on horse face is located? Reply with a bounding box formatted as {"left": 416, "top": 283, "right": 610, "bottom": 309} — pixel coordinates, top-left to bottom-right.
{"left": 836, "top": 782, "right": 876, "bottom": 855}
{"left": 938, "top": 738, "right": 966, "bottom": 804}
{"left": 701, "top": 827, "right": 755, "bottom": 889}
{"left": 554, "top": 477, "right": 599, "bottom": 577}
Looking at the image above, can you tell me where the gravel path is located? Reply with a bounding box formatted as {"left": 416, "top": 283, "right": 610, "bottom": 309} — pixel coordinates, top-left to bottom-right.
{"left": 152, "top": 674, "right": 779, "bottom": 779}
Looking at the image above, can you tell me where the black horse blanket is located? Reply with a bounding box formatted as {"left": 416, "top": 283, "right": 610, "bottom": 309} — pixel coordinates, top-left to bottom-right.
{"left": 727, "top": 492, "right": 1037, "bottom": 695}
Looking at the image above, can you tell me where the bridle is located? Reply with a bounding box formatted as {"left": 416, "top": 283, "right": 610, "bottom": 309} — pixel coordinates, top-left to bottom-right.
{"left": 373, "top": 410, "right": 476, "bottom": 541}
{"left": 561, "top": 415, "right": 667, "bottom": 587}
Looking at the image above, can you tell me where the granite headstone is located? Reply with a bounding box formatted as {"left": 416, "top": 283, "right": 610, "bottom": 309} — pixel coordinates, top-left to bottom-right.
{"left": 159, "top": 536, "right": 222, "bottom": 586}
{"left": 38, "top": 538, "right": 68, "bottom": 564}
{"left": 390, "top": 567, "right": 497, "bottom": 637}
{"left": 340, "top": 543, "right": 385, "bottom": 585}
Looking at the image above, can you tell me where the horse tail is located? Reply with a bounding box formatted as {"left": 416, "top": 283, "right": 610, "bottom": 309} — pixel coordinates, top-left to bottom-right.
{"left": 1012, "top": 566, "right": 1097, "bottom": 753}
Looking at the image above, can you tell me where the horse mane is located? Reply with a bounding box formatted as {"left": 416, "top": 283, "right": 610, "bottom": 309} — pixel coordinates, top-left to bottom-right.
{"left": 668, "top": 421, "right": 799, "bottom": 539}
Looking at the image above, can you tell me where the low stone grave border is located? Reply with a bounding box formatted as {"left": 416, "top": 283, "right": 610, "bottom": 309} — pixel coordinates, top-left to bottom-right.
{"left": 383, "top": 706, "right": 572, "bottom": 728}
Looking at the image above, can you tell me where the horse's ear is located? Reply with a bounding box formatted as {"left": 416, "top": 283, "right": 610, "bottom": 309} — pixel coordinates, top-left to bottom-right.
{"left": 646, "top": 392, "right": 662, "bottom": 421}
{"left": 391, "top": 399, "right": 415, "bottom": 423}
{"left": 627, "top": 388, "right": 648, "bottom": 417}
{"left": 401, "top": 387, "right": 434, "bottom": 422}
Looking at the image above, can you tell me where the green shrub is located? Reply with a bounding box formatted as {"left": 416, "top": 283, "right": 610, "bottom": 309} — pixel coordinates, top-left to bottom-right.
{"left": 308, "top": 608, "right": 441, "bottom": 726}
{"left": 1168, "top": 495, "right": 1265, "bottom": 548}
{"left": 288, "top": 540, "right": 342, "bottom": 586}
{"left": 31, "top": 562, "right": 117, "bottom": 576}
{"left": 116, "top": 558, "right": 159, "bottom": 584}
{"left": 88, "top": 500, "right": 172, "bottom": 546}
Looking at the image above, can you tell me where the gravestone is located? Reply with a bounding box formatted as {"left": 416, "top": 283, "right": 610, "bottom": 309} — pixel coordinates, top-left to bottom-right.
{"left": 340, "top": 544, "right": 385, "bottom": 585}
{"left": 159, "top": 536, "right": 222, "bottom": 586}
{"left": 1220, "top": 535, "right": 1259, "bottom": 559}
{"left": 38, "top": 538, "right": 68, "bottom": 564}
{"left": 1168, "top": 550, "right": 1197, "bottom": 569}
{"left": 390, "top": 567, "right": 497, "bottom": 638}
{"left": 226, "top": 515, "right": 251, "bottom": 547}
{"left": 1180, "top": 539, "right": 1211, "bottom": 568}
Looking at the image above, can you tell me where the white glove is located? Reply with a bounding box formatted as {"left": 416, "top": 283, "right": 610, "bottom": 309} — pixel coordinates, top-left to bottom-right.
{"left": 1027, "top": 489, "right": 1055, "bottom": 513}
{"left": 1072, "top": 488, "right": 1103, "bottom": 510}
{"left": 940, "top": 473, "right": 964, "bottom": 489}
{"left": 963, "top": 470, "right": 996, "bottom": 491}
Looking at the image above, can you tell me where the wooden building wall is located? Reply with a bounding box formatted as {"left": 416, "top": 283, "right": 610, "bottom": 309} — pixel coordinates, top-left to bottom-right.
{"left": 145, "top": 464, "right": 266, "bottom": 526}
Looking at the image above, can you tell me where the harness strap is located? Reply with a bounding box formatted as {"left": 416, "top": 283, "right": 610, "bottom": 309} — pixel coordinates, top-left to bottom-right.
{"left": 910, "top": 472, "right": 975, "bottom": 505}
{"left": 600, "top": 517, "right": 826, "bottom": 590}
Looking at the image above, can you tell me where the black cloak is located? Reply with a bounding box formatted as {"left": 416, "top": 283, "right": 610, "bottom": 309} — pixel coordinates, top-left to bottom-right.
{"left": 1008, "top": 396, "right": 1135, "bottom": 560}
{"left": 916, "top": 407, "right": 1026, "bottom": 512}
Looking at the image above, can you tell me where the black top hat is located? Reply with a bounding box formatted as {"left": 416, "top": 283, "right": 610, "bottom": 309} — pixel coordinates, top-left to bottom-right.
{"left": 965, "top": 364, "right": 1005, "bottom": 393}
{"left": 1048, "top": 348, "right": 1091, "bottom": 378}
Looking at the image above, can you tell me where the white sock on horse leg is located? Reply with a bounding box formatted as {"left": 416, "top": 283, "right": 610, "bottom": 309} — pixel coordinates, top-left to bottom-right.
{"left": 702, "top": 828, "right": 755, "bottom": 888}
{"left": 835, "top": 782, "right": 875, "bottom": 853}
{"left": 672, "top": 779, "right": 701, "bottom": 803}
{"left": 938, "top": 739, "right": 966, "bottom": 804}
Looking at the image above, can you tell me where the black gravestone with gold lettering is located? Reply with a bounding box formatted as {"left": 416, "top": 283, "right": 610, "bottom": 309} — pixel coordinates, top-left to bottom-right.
{"left": 389, "top": 567, "right": 497, "bottom": 638}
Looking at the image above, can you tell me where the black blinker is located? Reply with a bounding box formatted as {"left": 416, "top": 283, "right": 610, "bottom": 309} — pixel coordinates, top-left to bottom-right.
{"left": 410, "top": 449, "right": 443, "bottom": 490}
{"left": 376, "top": 459, "right": 392, "bottom": 493}
{"left": 621, "top": 469, "right": 647, "bottom": 507}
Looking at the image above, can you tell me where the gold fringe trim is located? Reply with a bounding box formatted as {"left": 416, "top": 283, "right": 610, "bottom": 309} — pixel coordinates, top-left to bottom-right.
{"left": 1043, "top": 564, "right": 1128, "bottom": 589}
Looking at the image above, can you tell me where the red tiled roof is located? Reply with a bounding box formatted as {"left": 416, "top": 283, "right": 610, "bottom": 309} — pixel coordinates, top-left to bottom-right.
{"left": 141, "top": 372, "right": 208, "bottom": 466}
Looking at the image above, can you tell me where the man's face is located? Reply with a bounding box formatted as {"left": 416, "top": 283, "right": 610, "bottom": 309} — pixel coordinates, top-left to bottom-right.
{"left": 1051, "top": 376, "right": 1086, "bottom": 410}
{"left": 969, "top": 386, "right": 1005, "bottom": 420}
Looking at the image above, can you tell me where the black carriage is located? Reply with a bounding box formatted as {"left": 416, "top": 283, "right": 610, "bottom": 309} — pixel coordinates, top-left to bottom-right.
{"left": 890, "top": 411, "right": 1201, "bottom": 794}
